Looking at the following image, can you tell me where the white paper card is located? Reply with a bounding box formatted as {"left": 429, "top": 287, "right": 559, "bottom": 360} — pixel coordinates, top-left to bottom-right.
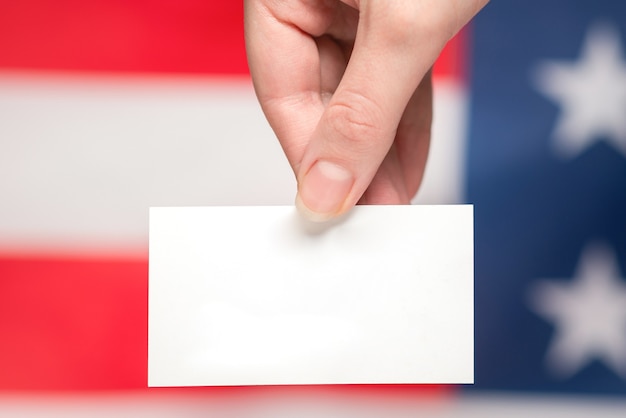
{"left": 148, "top": 205, "right": 473, "bottom": 386}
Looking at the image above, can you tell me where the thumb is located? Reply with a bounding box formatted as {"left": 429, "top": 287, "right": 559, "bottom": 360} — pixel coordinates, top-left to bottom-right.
{"left": 295, "top": 4, "right": 447, "bottom": 221}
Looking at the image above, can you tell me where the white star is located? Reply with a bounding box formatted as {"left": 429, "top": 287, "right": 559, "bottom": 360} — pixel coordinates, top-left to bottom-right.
{"left": 528, "top": 242, "right": 626, "bottom": 379}
{"left": 533, "top": 22, "right": 626, "bottom": 158}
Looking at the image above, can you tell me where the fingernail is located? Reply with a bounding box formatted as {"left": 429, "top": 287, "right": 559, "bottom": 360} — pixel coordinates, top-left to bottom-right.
{"left": 296, "top": 160, "right": 354, "bottom": 222}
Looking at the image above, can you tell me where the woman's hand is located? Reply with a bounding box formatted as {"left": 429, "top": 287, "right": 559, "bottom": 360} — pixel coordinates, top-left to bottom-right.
{"left": 245, "top": 0, "right": 488, "bottom": 221}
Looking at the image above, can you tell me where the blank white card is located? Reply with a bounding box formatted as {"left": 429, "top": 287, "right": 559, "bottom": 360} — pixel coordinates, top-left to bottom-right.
{"left": 148, "top": 205, "right": 473, "bottom": 386}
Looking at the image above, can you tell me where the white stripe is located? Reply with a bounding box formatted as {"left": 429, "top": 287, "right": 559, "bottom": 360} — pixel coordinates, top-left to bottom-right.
{"left": 0, "top": 393, "right": 624, "bottom": 418}
{"left": 0, "top": 71, "right": 465, "bottom": 254}
{"left": 0, "top": 72, "right": 294, "bottom": 254}
{"left": 413, "top": 78, "right": 469, "bottom": 205}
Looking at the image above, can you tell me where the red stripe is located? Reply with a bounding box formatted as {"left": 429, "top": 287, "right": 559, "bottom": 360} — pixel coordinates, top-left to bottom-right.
{"left": 0, "top": 1, "right": 247, "bottom": 75}
{"left": 434, "top": 30, "right": 467, "bottom": 80}
{"left": 0, "top": 256, "right": 147, "bottom": 390}
{"left": 0, "top": 1, "right": 464, "bottom": 78}
{"left": 0, "top": 255, "right": 450, "bottom": 396}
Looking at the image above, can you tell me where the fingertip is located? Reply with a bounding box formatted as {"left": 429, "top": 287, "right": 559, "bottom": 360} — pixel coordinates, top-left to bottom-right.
{"left": 295, "top": 193, "right": 335, "bottom": 223}
{"left": 295, "top": 160, "right": 355, "bottom": 222}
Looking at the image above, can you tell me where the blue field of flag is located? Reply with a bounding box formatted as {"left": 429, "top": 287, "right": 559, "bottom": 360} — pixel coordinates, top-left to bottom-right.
{"left": 466, "top": 0, "right": 626, "bottom": 395}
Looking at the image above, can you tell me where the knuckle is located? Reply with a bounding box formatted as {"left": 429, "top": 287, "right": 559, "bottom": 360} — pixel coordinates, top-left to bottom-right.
{"left": 325, "top": 91, "right": 387, "bottom": 150}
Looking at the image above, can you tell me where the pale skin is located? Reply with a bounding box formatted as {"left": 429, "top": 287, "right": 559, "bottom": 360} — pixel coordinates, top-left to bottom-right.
{"left": 245, "top": 0, "right": 489, "bottom": 221}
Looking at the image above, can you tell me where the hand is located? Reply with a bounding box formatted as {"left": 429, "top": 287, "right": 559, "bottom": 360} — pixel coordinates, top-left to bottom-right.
{"left": 245, "top": 0, "right": 488, "bottom": 221}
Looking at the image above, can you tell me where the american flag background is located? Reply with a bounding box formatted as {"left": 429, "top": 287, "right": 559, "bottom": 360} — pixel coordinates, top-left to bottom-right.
{"left": 1, "top": 0, "right": 625, "bottom": 416}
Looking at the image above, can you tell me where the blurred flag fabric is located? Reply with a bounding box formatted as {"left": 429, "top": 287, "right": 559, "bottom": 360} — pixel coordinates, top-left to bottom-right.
{"left": 467, "top": 0, "right": 626, "bottom": 398}
{"left": 0, "top": 1, "right": 625, "bottom": 416}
